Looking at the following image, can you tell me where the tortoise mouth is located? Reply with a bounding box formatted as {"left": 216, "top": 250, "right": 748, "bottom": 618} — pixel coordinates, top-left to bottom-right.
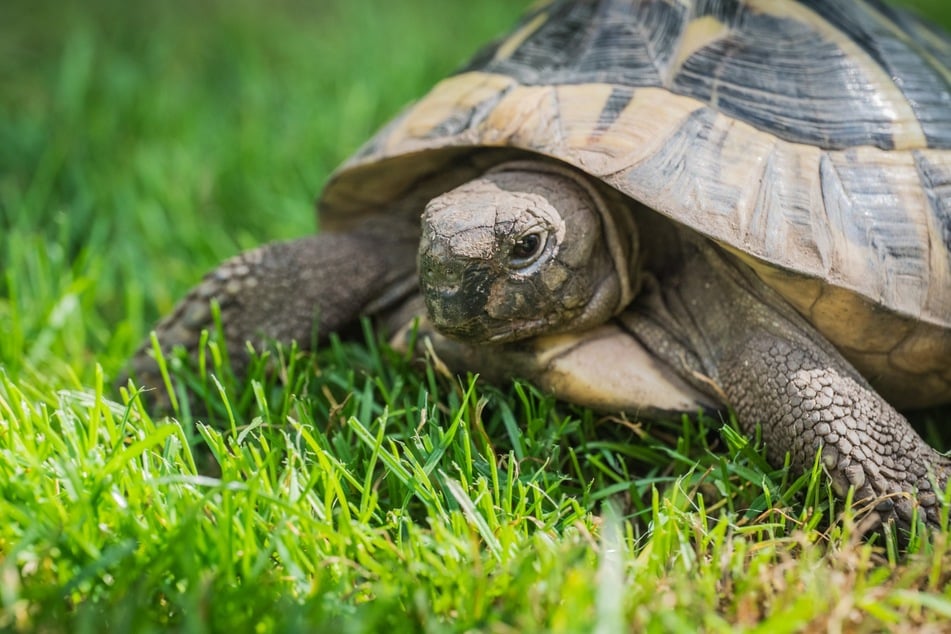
{"left": 419, "top": 256, "right": 554, "bottom": 344}
{"left": 421, "top": 279, "right": 552, "bottom": 345}
{"left": 424, "top": 290, "right": 551, "bottom": 344}
{"left": 485, "top": 318, "right": 551, "bottom": 343}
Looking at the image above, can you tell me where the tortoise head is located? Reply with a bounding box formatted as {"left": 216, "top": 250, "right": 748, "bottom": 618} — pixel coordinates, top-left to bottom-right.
{"left": 418, "top": 161, "right": 640, "bottom": 344}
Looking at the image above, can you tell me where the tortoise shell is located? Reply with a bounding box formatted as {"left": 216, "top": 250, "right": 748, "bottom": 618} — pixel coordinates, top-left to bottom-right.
{"left": 319, "top": 0, "right": 951, "bottom": 408}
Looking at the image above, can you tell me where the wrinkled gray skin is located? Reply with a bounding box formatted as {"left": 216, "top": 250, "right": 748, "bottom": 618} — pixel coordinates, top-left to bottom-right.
{"left": 126, "top": 162, "right": 951, "bottom": 531}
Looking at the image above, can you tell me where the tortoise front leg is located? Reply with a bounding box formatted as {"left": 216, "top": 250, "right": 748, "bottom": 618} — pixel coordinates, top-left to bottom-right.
{"left": 719, "top": 330, "right": 950, "bottom": 528}
{"left": 631, "top": 239, "right": 950, "bottom": 529}
{"left": 122, "top": 217, "right": 418, "bottom": 405}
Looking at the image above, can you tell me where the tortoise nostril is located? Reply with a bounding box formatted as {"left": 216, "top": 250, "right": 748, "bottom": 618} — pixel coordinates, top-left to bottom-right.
{"left": 420, "top": 254, "right": 462, "bottom": 287}
{"left": 434, "top": 284, "right": 461, "bottom": 299}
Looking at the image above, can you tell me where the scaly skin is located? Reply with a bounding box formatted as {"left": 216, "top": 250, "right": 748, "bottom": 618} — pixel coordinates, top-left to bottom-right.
{"left": 628, "top": 239, "right": 951, "bottom": 529}
{"left": 123, "top": 218, "right": 417, "bottom": 402}
{"left": 720, "top": 334, "right": 951, "bottom": 526}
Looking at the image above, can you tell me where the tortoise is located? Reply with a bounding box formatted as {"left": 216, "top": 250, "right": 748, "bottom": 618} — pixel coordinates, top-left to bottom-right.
{"left": 127, "top": 0, "right": 951, "bottom": 528}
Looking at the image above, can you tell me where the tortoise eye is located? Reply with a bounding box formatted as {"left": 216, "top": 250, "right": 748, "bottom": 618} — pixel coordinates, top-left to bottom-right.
{"left": 511, "top": 232, "right": 544, "bottom": 263}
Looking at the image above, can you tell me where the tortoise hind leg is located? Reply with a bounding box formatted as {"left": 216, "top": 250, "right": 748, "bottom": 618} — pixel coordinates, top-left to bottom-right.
{"left": 121, "top": 217, "right": 419, "bottom": 407}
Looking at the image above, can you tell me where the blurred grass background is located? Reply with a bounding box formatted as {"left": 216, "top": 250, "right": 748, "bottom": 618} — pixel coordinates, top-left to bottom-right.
{"left": 0, "top": 0, "right": 528, "bottom": 384}
{"left": 2, "top": 0, "right": 951, "bottom": 631}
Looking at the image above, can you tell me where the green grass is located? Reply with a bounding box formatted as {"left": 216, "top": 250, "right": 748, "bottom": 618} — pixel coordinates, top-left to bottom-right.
{"left": 2, "top": 0, "right": 951, "bottom": 631}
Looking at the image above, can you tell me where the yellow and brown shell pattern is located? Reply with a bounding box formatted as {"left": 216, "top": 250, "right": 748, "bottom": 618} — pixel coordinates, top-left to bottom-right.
{"left": 322, "top": 0, "right": 951, "bottom": 407}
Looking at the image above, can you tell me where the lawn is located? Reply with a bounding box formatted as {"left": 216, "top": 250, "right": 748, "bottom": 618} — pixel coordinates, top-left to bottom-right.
{"left": 2, "top": 0, "right": 951, "bottom": 631}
